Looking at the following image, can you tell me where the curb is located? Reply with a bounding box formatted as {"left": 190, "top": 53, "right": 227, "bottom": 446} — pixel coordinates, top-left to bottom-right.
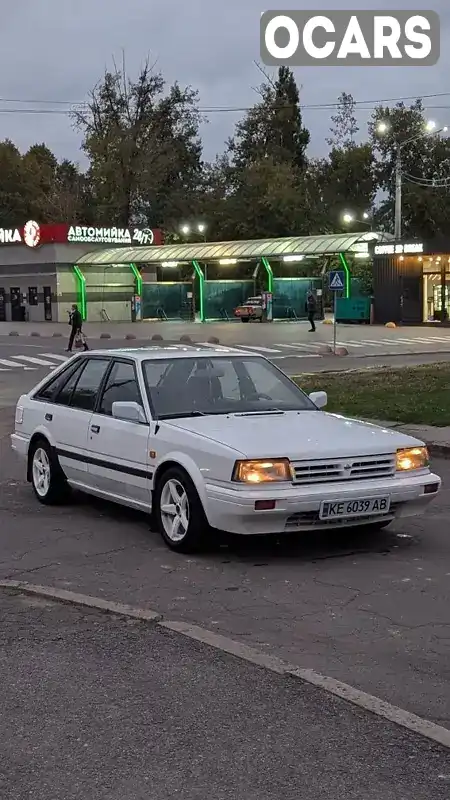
{"left": 1, "top": 580, "right": 450, "bottom": 750}
{"left": 0, "top": 581, "right": 161, "bottom": 622}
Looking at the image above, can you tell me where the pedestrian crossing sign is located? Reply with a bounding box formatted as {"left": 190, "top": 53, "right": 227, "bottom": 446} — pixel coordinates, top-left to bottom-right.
{"left": 329, "top": 270, "right": 345, "bottom": 291}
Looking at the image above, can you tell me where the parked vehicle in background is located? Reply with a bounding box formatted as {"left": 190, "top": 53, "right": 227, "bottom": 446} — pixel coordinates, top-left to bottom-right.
{"left": 11, "top": 345, "right": 441, "bottom": 553}
{"left": 234, "top": 296, "right": 263, "bottom": 322}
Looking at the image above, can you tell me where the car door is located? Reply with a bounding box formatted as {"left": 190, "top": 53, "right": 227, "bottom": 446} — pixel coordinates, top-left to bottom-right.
{"left": 29, "top": 358, "right": 90, "bottom": 482}
{"left": 51, "top": 356, "right": 112, "bottom": 485}
{"left": 86, "top": 358, "right": 152, "bottom": 507}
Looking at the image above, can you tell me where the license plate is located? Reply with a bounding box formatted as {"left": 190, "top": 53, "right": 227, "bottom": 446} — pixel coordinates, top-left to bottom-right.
{"left": 319, "top": 496, "right": 390, "bottom": 520}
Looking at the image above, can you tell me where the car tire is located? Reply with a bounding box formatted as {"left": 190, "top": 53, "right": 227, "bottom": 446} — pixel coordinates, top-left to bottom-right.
{"left": 154, "top": 467, "right": 209, "bottom": 553}
{"left": 29, "top": 438, "right": 69, "bottom": 505}
{"left": 241, "top": 318, "right": 249, "bottom": 323}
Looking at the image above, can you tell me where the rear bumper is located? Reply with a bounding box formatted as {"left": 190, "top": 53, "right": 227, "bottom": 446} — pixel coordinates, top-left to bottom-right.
{"left": 11, "top": 432, "right": 29, "bottom": 460}
{"left": 204, "top": 472, "right": 441, "bottom": 534}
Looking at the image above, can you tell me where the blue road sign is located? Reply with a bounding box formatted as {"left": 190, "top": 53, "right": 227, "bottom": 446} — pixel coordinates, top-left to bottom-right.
{"left": 329, "top": 270, "right": 345, "bottom": 291}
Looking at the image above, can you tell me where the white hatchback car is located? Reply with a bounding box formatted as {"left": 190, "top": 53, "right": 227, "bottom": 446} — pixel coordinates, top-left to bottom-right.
{"left": 11, "top": 345, "right": 440, "bottom": 552}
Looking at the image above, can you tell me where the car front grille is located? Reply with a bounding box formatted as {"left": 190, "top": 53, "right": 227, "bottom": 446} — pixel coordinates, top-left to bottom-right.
{"left": 291, "top": 454, "right": 396, "bottom": 485}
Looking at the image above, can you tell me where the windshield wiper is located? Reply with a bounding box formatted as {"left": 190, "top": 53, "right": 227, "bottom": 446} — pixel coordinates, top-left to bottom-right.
{"left": 234, "top": 409, "right": 286, "bottom": 416}
{"left": 159, "top": 411, "right": 207, "bottom": 419}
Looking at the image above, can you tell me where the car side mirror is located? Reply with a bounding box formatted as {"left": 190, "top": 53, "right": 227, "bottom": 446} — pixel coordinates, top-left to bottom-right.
{"left": 309, "top": 391, "right": 327, "bottom": 409}
{"left": 112, "top": 401, "right": 147, "bottom": 424}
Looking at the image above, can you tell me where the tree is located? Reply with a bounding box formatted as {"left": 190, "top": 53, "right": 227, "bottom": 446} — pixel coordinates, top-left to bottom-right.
{"left": 72, "top": 58, "right": 203, "bottom": 228}
{"left": 227, "top": 66, "right": 310, "bottom": 177}
{"left": 320, "top": 145, "right": 376, "bottom": 229}
{"left": 326, "top": 92, "right": 359, "bottom": 150}
{"left": 369, "top": 101, "right": 450, "bottom": 236}
{"left": 0, "top": 141, "right": 30, "bottom": 222}
{"left": 206, "top": 156, "right": 324, "bottom": 241}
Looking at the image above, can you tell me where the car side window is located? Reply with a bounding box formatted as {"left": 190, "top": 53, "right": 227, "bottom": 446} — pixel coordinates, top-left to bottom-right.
{"left": 54, "top": 362, "right": 87, "bottom": 406}
{"left": 98, "top": 360, "right": 142, "bottom": 416}
{"left": 69, "top": 359, "right": 111, "bottom": 412}
{"left": 34, "top": 360, "right": 84, "bottom": 403}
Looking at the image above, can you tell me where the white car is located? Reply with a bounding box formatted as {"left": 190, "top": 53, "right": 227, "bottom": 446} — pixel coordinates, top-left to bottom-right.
{"left": 11, "top": 345, "right": 440, "bottom": 552}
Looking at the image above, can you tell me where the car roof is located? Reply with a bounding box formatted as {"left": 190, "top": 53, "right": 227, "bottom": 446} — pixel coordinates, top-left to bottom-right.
{"left": 83, "top": 343, "right": 260, "bottom": 361}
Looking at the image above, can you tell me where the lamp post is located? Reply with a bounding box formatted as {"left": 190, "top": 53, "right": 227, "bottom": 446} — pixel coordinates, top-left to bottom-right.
{"left": 376, "top": 120, "right": 447, "bottom": 239}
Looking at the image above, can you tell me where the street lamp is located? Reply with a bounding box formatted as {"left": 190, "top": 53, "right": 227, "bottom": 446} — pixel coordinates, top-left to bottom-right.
{"left": 342, "top": 211, "right": 371, "bottom": 228}
{"left": 180, "top": 223, "right": 207, "bottom": 242}
{"left": 376, "top": 119, "right": 448, "bottom": 238}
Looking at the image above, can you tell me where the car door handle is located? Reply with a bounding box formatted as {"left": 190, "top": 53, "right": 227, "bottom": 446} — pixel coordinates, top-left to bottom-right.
{"left": 90, "top": 425, "right": 100, "bottom": 434}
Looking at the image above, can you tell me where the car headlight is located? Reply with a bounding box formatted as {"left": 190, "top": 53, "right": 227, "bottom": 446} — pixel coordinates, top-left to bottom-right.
{"left": 232, "top": 459, "right": 292, "bottom": 483}
{"left": 396, "top": 447, "right": 429, "bottom": 471}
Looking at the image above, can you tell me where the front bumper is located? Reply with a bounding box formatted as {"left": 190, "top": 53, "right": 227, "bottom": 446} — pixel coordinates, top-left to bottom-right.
{"left": 204, "top": 472, "right": 441, "bottom": 534}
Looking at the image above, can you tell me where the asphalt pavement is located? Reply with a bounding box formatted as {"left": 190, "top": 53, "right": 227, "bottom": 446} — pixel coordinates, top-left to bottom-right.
{"left": 1, "top": 335, "right": 450, "bottom": 412}
{"left": 1, "top": 588, "right": 450, "bottom": 800}
{"left": 1, "top": 406, "right": 449, "bottom": 729}
{"left": 2, "top": 319, "right": 450, "bottom": 363}
{"left": 1, "top": 328, "right": 450, "bottom": 789}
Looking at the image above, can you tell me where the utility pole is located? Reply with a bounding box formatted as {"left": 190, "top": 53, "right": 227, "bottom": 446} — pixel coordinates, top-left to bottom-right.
{"left": 394, "top": 144, "right": 402, "bottom": 239}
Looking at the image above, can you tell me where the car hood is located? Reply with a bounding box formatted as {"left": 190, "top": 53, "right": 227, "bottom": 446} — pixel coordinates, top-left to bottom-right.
{"left": 164, "top": 411, "right": 423, "bottom": 459}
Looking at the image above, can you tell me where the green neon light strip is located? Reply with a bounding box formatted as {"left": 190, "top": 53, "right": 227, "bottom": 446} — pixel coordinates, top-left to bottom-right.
{"left": 261, "top": 256, "right": 273, "bottom": 292}
{"left": 73, "top": 265, "right": 87, "bottom": 320}
{"left": 338, "top": 252, "right": 351, "bottom": 298}
{"left": 192, "top": 260, "right": 205, "bottom": 322}
{"left": 129, "top": 262, "right": 142, "bottom": 296}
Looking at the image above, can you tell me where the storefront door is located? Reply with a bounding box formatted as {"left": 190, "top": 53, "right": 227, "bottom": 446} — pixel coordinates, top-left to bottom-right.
{"left": 400, "top": 276, "right": 422, "bottom": 323}
{"left": 10, "top": 287, "right": 23, "bottom": 322}
{"left": 43, "top": 287, "right": 52, "bottom": 321}
{"left": 0, "top": 288, "right": 5, "bottom": 321}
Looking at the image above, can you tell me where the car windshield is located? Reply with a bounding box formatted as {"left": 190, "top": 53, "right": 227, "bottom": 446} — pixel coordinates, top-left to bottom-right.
{"left": 142, "top": 356, "right": 317, "bottom": 419}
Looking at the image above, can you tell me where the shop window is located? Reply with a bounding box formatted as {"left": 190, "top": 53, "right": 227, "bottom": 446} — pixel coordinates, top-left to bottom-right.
{"left": 28, "top": 287, "right": 38, "bottom": 306}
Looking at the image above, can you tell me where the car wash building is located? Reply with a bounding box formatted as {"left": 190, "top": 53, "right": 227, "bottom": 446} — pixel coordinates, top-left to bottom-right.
{"left": 372, "top": 237, "right": 450, "bottom": 324}
{"left": 75, "top": 231, "right": 392, "bottom": 323}
{"left": 0, "top": 221, "right": 163, "bottom": 323}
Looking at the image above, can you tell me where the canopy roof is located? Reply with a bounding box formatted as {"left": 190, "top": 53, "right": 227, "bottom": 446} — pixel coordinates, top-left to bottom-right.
{"left": 77, "top": 231, "right": 393, "bottom": 266}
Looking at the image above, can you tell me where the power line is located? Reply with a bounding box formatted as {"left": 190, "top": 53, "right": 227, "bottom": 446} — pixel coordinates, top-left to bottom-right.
{"left": 0, "top": 90, "right": 448, "bottom": 114}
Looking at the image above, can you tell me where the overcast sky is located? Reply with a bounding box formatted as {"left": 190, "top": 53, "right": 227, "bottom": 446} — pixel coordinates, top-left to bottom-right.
{"left": 1, "top": 0, "right": 449, "bottom": 166}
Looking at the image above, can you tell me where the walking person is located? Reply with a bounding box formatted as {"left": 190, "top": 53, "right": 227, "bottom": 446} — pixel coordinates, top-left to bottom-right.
{"left": 66, "top": 304, "right": 89, "bottom": 352}
{"left": 306, "top": 291, "right": 317, "bottom": 332}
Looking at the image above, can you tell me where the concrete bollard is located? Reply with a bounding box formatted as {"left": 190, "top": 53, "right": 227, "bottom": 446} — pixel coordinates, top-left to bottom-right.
{"left": 385, "top": 321, "right": 396, "bottom": 328}
{"left": 30, "top": 331, "right": 40, "bottom": 337}
{"left": 318, "top": 344, "right": 333, "bottom": 354}
{"left": 322, "top": 319, "right": 333, "bottom": 325}
{"left": 125, "top": 333, "right": 136, "bottom": 340}
{"left": 208, "top": 337, "right": 220, "bottom": 344}
{"left": 100, "top": 333, "right": 111, "bottom": 339}
{"left": 151, "top": 334, "right": 163, "bottom": 341}
{"left": 52, "top": 332, "right": 63, "bottom": 337}
{"left": 180, "top": 335, "right": 192, "bottom": 342}
{"left": 334, "top": 346, "right": 348, "bottom": 356}
{"left": 8, "top": 331, "right": 19, "bottom": 336}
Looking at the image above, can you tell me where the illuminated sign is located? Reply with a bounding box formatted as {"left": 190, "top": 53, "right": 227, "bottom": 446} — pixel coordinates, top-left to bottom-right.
{"left": 0, "top": 227, "right": 22, "bottom": 244}
{"left": 374, "top": 242, "right": 424, "bottom": 255}
{"left": 67, "top": 226, "right": 155, "bottom": 245}
{"left": 0, "top": 223, "right": 162, "bottom": 247}
{"left": 23, "top": 220, "right": 41, "bottom": 247}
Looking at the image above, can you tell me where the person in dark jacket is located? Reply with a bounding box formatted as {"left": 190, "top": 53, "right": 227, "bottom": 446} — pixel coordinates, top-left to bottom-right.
{"left": 66, "top": 304, "right": 88, "bottom": 351}
{"left": 306, "top": 291, "right": 317, "bottom": 332}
